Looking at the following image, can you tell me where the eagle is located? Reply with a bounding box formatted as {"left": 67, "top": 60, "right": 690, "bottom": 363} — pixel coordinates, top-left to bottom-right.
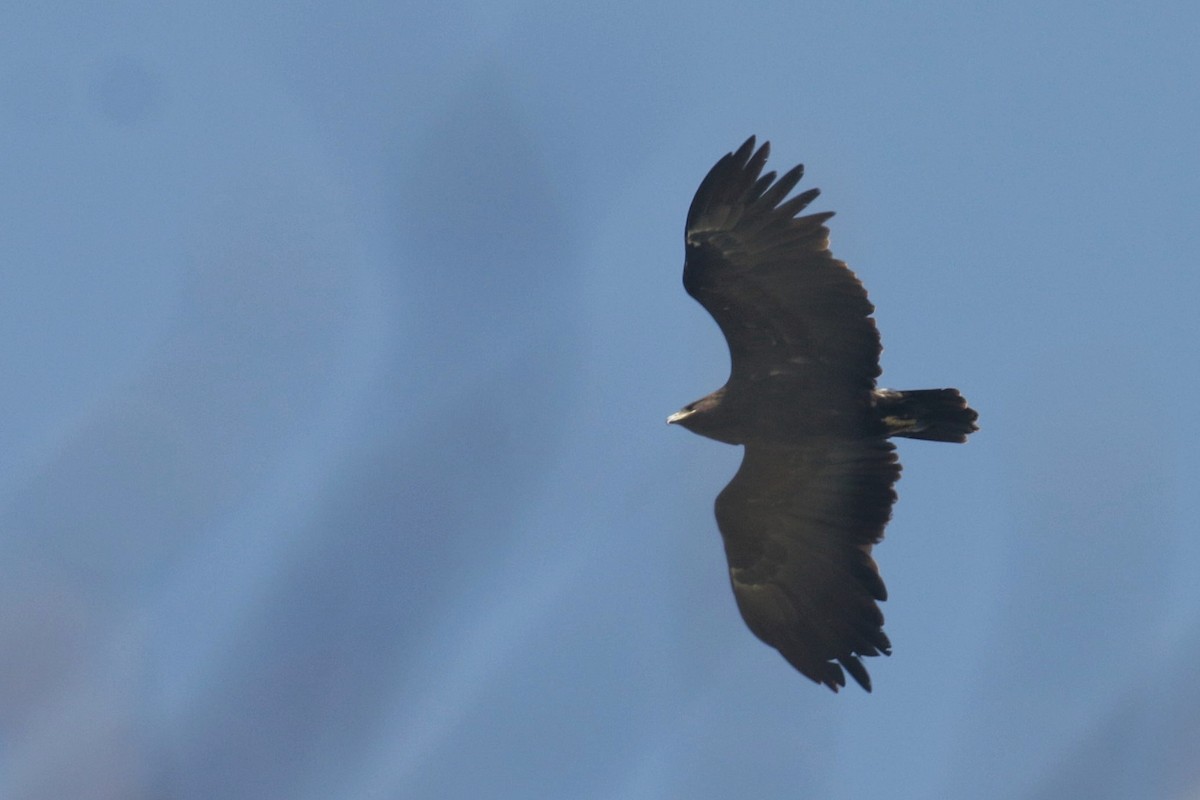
{"left": 668, "top": 137, "right": 978, "bottom": 692}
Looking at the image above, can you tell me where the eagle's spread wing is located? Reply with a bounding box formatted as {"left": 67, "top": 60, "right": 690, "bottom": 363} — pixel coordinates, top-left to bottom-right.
{"left": 682, "top": 138, "right": 900, "bottom": 691}
{"left": 683, "top": 136, "right": 881, "bottom": 392}
{"left": 716, "top": 438, "right": 900, "bottom": 691}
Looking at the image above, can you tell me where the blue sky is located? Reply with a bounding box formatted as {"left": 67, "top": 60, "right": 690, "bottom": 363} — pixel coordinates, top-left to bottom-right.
{"left": 2, "top": 2, "right": 1198, "bottom": 798}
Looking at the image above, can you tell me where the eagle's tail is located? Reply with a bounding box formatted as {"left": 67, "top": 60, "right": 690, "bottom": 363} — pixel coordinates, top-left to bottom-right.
{"left": 875, "top": 388, "right": 979, "bottom": 443}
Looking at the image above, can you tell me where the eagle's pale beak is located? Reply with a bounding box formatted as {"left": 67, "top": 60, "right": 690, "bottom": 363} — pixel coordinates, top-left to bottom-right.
{"left": 666, "top": 409, "right": 692, "bottom": 425}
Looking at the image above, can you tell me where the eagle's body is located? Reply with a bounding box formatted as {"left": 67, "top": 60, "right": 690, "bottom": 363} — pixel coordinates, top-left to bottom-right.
{"left": 669, "top": 137, "right": 977, "bottom": 692}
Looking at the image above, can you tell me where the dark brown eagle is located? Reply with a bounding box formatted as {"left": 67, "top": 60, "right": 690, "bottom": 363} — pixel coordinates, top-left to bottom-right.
{"left": 668, "top": 137, "right": 978, "bottom": 692}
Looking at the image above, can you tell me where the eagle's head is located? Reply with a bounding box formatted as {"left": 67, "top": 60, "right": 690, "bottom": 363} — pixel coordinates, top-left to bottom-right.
{"left": 667, "top": 389, "right": 740, "bottom": 444}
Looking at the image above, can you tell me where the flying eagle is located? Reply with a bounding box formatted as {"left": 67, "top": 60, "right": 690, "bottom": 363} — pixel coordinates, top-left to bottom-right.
{"left": 668, "top": 137, "right": 978, "bottom": 692}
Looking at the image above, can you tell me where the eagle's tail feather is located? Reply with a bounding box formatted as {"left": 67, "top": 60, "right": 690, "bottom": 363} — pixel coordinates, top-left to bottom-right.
{"left": 876, "top": 388, "right": 979, "bottom": 443}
